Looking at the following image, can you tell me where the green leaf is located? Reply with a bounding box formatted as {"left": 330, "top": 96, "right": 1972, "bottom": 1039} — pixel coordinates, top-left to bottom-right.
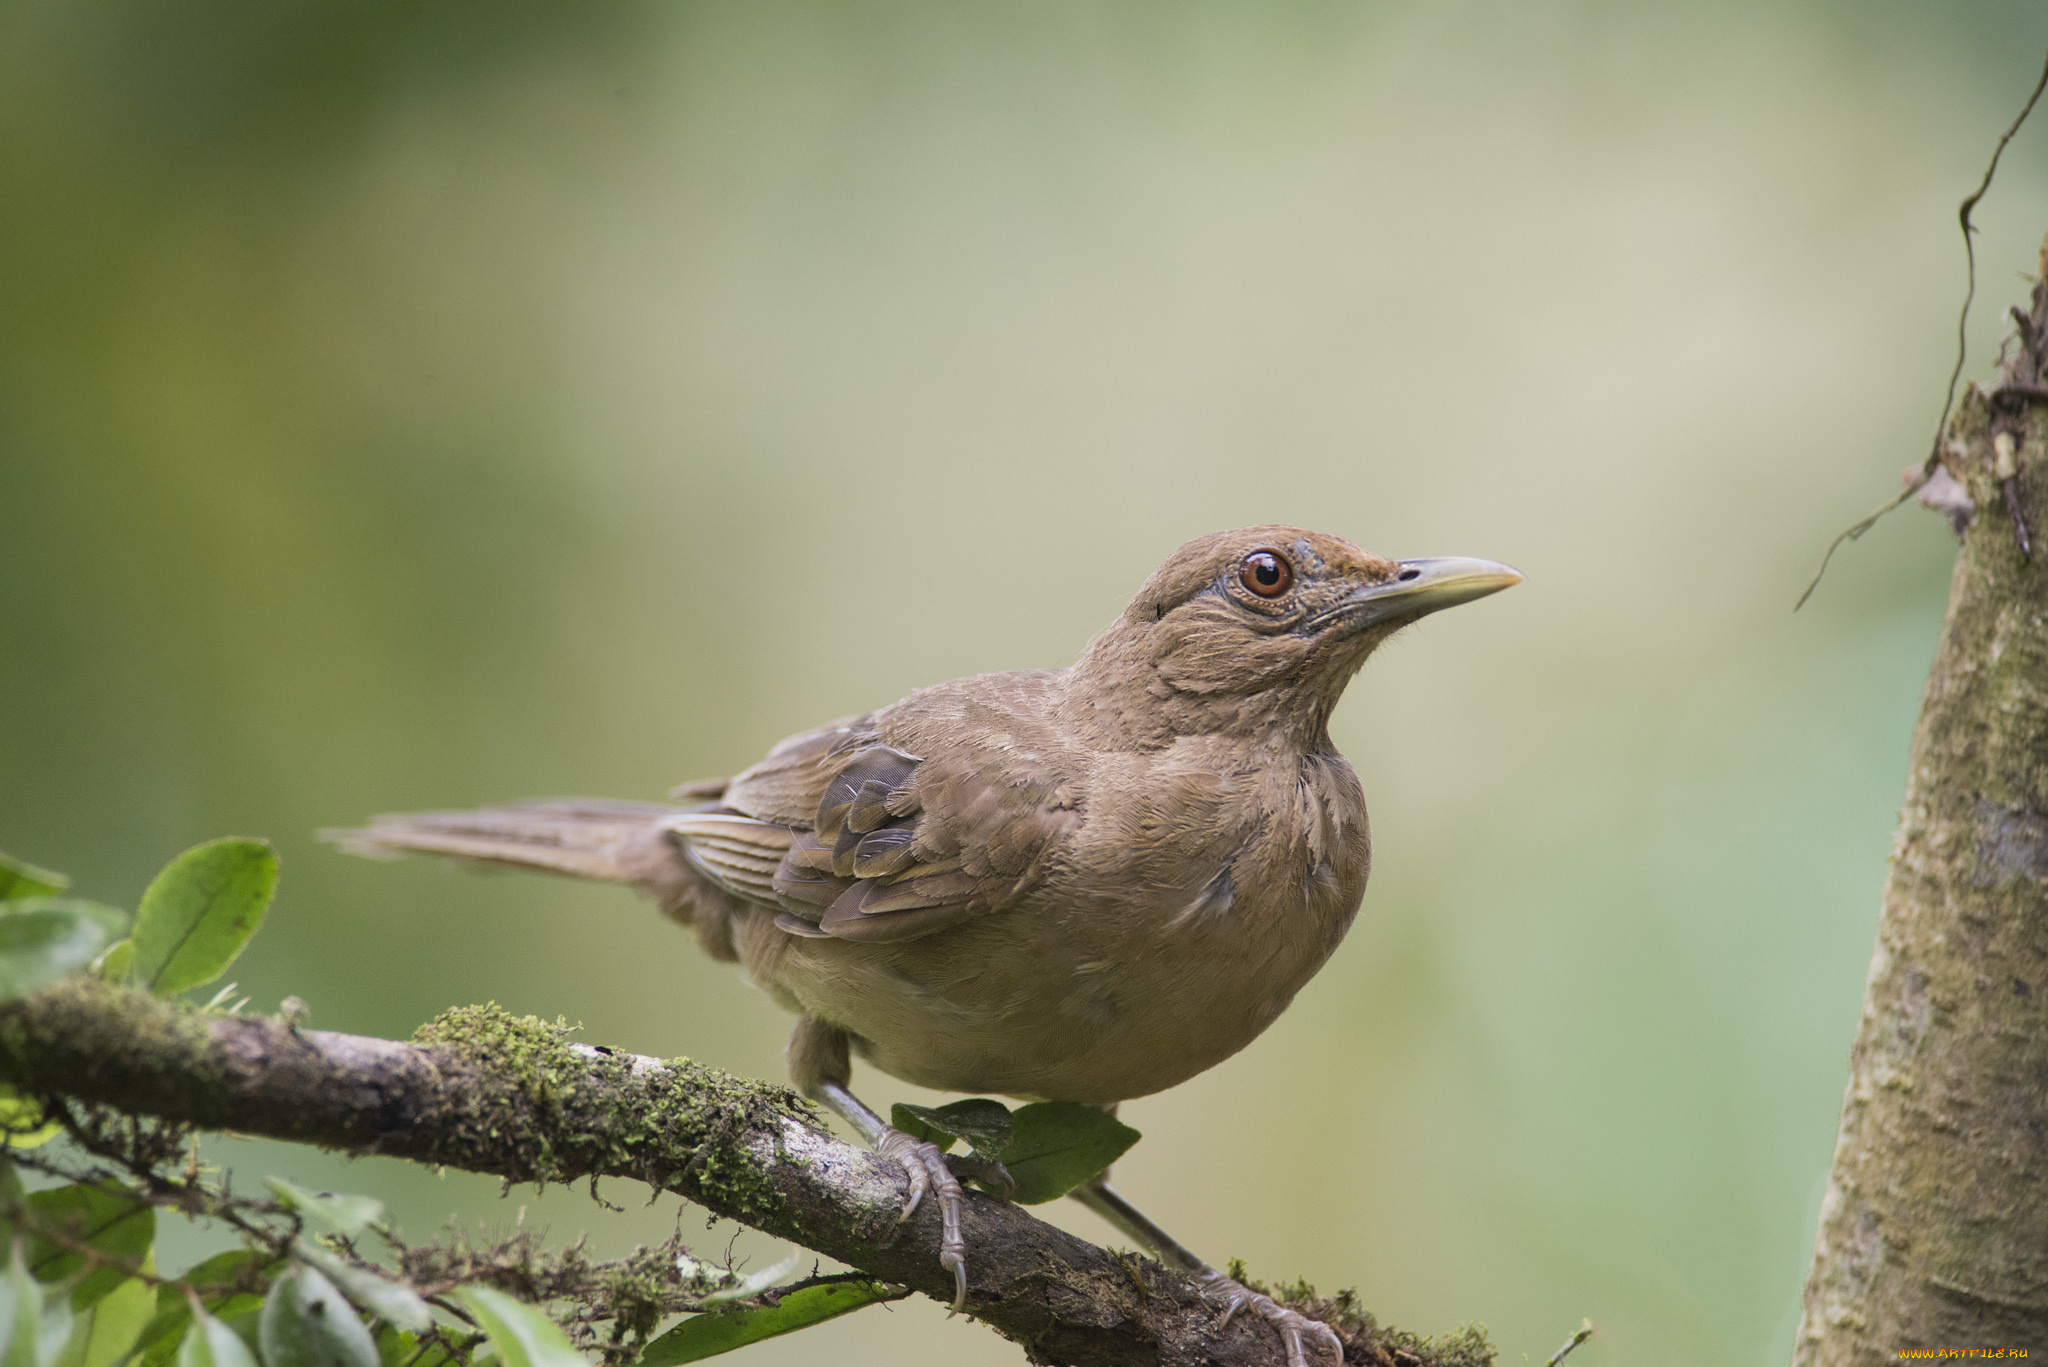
{"left": 51, "top": 1275, "right": 151, "bottom": 1367}
{"left": 887, "top": 1097, "right": 1131, "bottom": 1199}
{"left": 179, "top": 1249, "right": 282, "bottom": 1301}
{"left": 1, "top": 1243, "right": 76, "bottom": 1367}
{"left": 174, "top": 1306, "right": 259, "bottom": 1367}
{"left": 0, "top": 902, "right": 127, "bottom": 1003}
{"left": 93, "top": 942, "right": 133, "bottom": 986}
{"left": 264, "top": 1181, "right": 382, "bottom": 1239}
{"left": 891, "top": 1099, "right": 1014, "bottom": 1162}
{"left": 225, "top": 1313, "right": 262, "bottom": 1366}
{"left": 131, "top": 840, "right": 277, "bottom": 997}
{"left": 692, "top": 1251, "right": 800, "bottom": 1307}
{"left": 134, "top": 1249, "right": 278, "bottom": 1367}
{"left": 289, "top": 1242, "right": 430, "bottom": 1334}
{"left": 258, "top": 1268, "right": 377, "bottom": 1367}
{"left": 888, "top": 1104, "right": 952, "bottom": 1153}
{"left": 25, "top": 1183, "right": 155, "bottom": 1308}
{"left": 999, "top": 1103, "right": 1141, "bottom": 1205}
{"left": 135, "top": 1297, "right": 262, "bottom": 1367}
{"left": 454, "top": 1287, "right": 588, "bottom": 1367}
{"left": 130, "top": 1305, "right": 190, "bottom": 1367}
{"left": 374, "top": 1328, "right": 454, "bottom": 1367}
{"left": 636, "top": 1282, "right": 908, "bottom": 1366}
{"left": 0, "top": 1245, "right": 36, "bottom": 1367}
{"left": 0, "top": 858, "right": 66, "bottom": 903}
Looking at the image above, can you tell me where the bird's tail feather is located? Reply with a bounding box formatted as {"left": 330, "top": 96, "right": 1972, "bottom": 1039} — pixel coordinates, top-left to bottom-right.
{"left": 325, "top": 799, "right": 682, "bottom": 883}
{"left": 322, "top": 799, "right": 746, "bottom": 961}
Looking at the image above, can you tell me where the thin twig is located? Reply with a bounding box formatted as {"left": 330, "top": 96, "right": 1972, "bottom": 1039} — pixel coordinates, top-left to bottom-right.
{"left": 1796, "top": 47, "right": 2048, "bottom": 609}
{"left": 1792, "top": 484, "right": 1921, "bottom": 611}
{"left": 1935, "top": 50, "right": 2048, "bottom": 478}
{"left": 1542, "top": 1319, "right": 1595, "bottom": 1367}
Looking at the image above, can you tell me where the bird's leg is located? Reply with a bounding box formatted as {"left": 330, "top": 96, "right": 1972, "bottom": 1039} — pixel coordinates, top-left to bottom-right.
{"left": 806, "top": 1078, "right": 969, "bottom": 1312}
{"left": 787, "top": 1021, "right": 971, "bottom": 1308}
{"left": 1070, "top": 1180, "right": 1344, "bottom": 1367}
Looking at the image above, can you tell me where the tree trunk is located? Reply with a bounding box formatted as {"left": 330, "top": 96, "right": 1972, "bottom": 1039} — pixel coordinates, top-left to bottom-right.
{"left": 1795, "top": 252, "right": 2048, "bottom": 1362}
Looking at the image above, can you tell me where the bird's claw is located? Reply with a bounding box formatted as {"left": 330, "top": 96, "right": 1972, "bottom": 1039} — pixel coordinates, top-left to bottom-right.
{"left": 876, "top": 1128, "right": 969, "bottom": 1313}
{"left": 1196, "top": 1269, "right": 1344, "bottom": 1367}
{"left": 946, "top": 1152, "right": 1016, "bottom": 1200}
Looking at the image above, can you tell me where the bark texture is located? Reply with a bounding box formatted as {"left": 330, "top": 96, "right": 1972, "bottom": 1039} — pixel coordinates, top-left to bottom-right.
{"left": 0, "top": 976, "right": 1486, "bottom": 1367}
{"left": 1796, "top": 268, "right": 2048, "bottom": 1362}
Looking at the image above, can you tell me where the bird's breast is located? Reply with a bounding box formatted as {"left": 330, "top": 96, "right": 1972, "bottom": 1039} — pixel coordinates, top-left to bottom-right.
{"left": 760, "top": 745, "right": 1371, "bottom": 1102}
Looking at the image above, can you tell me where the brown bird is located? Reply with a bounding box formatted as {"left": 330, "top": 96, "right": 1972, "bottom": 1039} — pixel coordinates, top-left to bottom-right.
{"left": 331, "top": 527, "right": 1519, "bottom": 1367}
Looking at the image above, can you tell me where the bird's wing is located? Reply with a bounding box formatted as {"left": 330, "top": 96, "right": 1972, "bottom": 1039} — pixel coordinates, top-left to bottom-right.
{"left": 662, "top": 675, "right": 1081, "bottom": 944}
{"left": 659, "top": 718, "right": 862, "bottom": 903}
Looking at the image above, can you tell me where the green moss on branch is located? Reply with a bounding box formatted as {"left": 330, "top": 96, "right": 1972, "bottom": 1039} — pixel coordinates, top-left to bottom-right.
{"left": 0, "top": 977, "right": 1490, "bottom": 1367}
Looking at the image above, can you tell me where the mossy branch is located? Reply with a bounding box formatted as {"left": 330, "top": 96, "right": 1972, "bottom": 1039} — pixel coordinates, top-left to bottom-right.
{"left": 0, "top": 977, "right": 1484, "bottom": 1367}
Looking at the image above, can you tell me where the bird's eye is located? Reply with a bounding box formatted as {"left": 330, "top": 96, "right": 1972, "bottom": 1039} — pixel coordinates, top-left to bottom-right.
{"left": 1239, "top": 550, "right": 1293, "bottom": 599}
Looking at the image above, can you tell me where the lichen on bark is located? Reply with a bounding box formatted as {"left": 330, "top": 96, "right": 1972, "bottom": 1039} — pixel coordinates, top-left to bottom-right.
{"left": 0, "top": 976, "right": 1497, "bottom": 1366}
{"left": 1795, "top": 265, "right": 2048, "bottom": 1362}
{"left": 411, "top": 1003, "right": 803, "bottom": 1216}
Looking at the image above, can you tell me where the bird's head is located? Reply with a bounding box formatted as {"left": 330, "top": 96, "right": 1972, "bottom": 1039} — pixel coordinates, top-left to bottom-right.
{"left": 1067, "top": 526, "right": 1521, "bottom": 748}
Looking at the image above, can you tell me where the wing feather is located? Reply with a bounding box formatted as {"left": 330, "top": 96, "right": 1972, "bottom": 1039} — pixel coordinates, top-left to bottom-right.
{"left": 663, "top": 811, "right": 793, "bottom": 903}
{"left": 671, "top": 675, "right": 1079, "bottom": 945}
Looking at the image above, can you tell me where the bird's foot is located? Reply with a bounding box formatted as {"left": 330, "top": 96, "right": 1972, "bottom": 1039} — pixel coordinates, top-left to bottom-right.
{"left": 875, "top": 1128, "right": 968, "bottom": 1312}
{"left": 946, "top": 1152, "right": 1015, "bottom": 1200}
{"left": 1196, "top": 1268, "right": 1344, "bottom": 1367}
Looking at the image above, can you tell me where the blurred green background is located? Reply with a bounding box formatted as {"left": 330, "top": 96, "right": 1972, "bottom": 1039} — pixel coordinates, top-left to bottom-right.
{"left": 5, "top": 2, "right": 2047, "bottom": 1364}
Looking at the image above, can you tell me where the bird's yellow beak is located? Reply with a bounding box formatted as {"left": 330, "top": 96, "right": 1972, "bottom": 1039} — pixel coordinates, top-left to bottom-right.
{"left": 1316, "top": 556, "right": 1523, "bottom": 631}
